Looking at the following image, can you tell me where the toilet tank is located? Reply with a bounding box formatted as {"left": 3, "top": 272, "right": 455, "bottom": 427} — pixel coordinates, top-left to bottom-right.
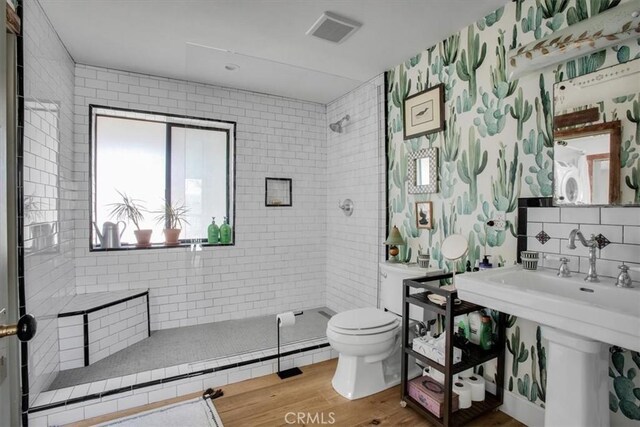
{"left": 379, "top": 262, "right": 443, "bottom": 321}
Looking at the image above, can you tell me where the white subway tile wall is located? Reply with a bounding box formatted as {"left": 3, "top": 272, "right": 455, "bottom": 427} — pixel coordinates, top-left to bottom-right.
{"left": 23, "top": 0, "right": 77, "bottom": 402}
{"left": 59, "top": 295, "right": 148, "bottom": 370}
{"left": 526, "top": 206, "right": 640, "bottom": 283}
{"left": 73, "top": 64, "right": 327, "bottom": 329}
{"left": 325, "top": 77, "right": 386, "bottom": 313}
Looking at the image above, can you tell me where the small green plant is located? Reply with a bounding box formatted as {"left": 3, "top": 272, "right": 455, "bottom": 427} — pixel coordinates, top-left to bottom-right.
{"left": 109, "top": 190, "right": 147, "bottom": 230}
{"left": 154, "top": 199, "right": 190, "bottom": 230}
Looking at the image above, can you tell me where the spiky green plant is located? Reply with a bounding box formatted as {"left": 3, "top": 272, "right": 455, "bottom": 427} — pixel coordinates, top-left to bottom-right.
{"left": 456, "top": 25, "right": 487, "bottom": 107}
{"left": 515, "top": 0, "right": 525, "bottom": 20}
{"left": 523, "top": 129, "right": 554, "bottom": 196}
{"left": 507, "top": 326, "right": 529, "bottom": 377}
{"left": 490, "top": 30, "right": 517, "bottom": 100}
{"left": 492, "top": 143, "right": 523, "bottom": 213}
{"left": 530, "top": 326, "right": 547, "bottom": 403}
{"left": 538, "top": 0, "right": 569, "bottom": 18}
{"left": 521, "top": 5, "right": 543, "bottom": 39}
{"left": 457, "top": 127, "right": 488, "bottom": 211}
{"left": 154, "top": 200, "right": 190, "bottom": 230}
{"left": 567, "top": 0, "right": 621, "bottom": 25}
{"left": 474, "top": 90, "right": 509, "bottom": 137}
{"left": 609, "top": 349, "right": 640, "bottom": 419}
{"left": 565, "top": 50, "right": 607, "bottom": 79}
{"left": 510, "top": 87, "right": 533, "bottom": 140}
{"left": 538, "top": 74, "right": 554, "bottom": 147}
{"left": 627, "top": 99, "right": 640, "bottom": 145}
{"left": 456, "top": 90, "right": 474, "bottom": 113}
{"left": 440, "top": 33, "right": 459, "bottom": 67}
{"left": 442, "top": 106, "right": 460, "bottom": 162}
{"left": 621, "top": 137, "right": 639, "bottom": 168}
{"left": 109, "top": 190, "right": 147, "bottom": 230}
{"left": 625, "top": 159, "right": 640, "bottom": 203}
{"left": 391, "top": 64, "right": 411, "bottom": 125}
{"left": 477, "top": 6, "right": 504, "bottom": 30}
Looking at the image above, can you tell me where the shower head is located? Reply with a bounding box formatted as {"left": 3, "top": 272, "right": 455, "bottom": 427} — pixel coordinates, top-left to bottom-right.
{"left": 329, "top": 115, "right": 350, "bottom": 133}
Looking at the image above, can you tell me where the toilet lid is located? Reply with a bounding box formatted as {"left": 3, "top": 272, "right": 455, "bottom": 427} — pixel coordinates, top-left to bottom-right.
{"left": 328, "top": 308, "right": 399, "bottom": 335}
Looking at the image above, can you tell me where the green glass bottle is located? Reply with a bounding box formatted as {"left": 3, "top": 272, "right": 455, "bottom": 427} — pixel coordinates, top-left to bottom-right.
{"left": 207, "top": 217, "right": 220, "bottom": 244}
{"left": 219, "top": 217, "right": 232, "bottom": 244}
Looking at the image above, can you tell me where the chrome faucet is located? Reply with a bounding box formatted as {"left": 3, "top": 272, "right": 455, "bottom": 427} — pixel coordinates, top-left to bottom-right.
{"left": 568, "top": 229, "right": 599, "bottom": 283}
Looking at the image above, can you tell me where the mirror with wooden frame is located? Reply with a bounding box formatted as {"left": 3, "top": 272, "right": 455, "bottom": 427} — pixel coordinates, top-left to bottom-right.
{"left": 553, "top": 58, "right": 640, "bottom": 205}
{"left": 554, "top": 122, "right": 621, "bottom": 205}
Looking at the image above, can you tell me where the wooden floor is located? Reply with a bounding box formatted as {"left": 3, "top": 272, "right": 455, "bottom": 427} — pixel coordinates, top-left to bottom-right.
{"left": 72, "top": 359, "right": 525, "bottom": 427}
{"left": 216, "top": 359, "right": 524, "bottom": 427}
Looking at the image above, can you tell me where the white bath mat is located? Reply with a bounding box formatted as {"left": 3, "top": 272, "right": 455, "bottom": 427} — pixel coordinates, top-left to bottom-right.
{"left": 99, "top": 395, "right": 224, "bottom": 427}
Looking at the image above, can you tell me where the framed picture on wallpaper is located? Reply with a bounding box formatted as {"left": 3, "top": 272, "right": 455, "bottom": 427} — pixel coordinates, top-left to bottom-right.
{"left": 415, "top": 201, "right": 433, "bottom": 230}
{"left": 403, "top": 84, "right": 445, "bottom": 140}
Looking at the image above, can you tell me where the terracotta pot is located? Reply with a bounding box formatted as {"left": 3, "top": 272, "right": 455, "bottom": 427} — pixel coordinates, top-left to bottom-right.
{"left": 163, "top": 228, "right": 181, "bottom": 246}
{"left": 134, "top": 229, "right": 153, "bottom": 247}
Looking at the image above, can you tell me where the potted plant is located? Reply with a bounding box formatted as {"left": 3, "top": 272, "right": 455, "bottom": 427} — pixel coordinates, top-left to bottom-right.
{"left": 154, "top": 199, "right": 189, "bottom": 246}
{"left": 109, "top": 190, "right": 152, "bottom": 247}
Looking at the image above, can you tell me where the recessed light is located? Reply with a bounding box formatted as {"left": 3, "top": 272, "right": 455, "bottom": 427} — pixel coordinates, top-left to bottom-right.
{"left": 224, "top": 63, "right": 240, "bottom": 71}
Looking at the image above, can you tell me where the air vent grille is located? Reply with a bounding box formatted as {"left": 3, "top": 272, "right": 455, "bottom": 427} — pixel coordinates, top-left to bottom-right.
{"left": 306, "top": 12, "right": 361, "bottom": 44}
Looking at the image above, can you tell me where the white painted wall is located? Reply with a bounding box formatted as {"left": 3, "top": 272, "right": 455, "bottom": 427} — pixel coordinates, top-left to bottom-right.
{"left": 325, "top": 76, "right": 386, "bottom": 313}
{"left": 22, "top": 0, "right": 77, "bottom": 402}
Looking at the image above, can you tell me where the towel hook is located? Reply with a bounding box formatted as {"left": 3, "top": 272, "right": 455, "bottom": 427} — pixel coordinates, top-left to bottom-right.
{"left": 338, "top": 199, "right": 354, "bottom": 216}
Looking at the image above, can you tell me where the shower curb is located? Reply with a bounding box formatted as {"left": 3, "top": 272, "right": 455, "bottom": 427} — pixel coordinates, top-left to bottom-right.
{"left": 29, "top": 341, "right": 331, "bottom": 414}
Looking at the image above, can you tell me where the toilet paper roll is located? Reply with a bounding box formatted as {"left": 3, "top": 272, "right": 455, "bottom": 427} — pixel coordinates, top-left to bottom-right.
{"left": 277, "top": 312, "right": 296, "bottom": 327}
{"left": 463, "top": 375, "right": 486, "bottom": 401}
{"left": 453, "top": 381, "right": 472, "bottom": 409}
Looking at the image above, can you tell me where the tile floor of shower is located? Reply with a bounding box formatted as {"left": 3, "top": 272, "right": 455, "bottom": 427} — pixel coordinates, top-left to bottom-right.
{"left": 32, "top": 307, "right": 334, "bottom": 410}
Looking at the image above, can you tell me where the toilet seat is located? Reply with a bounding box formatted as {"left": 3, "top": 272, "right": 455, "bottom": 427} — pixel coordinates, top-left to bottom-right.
{"left": 328, "top": 308, "right": 399, "bottom": 336}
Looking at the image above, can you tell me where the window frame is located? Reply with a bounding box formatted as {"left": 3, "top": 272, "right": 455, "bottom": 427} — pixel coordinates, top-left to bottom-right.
{"left": 88, "top": 104, "right": 236, "bottom": 251}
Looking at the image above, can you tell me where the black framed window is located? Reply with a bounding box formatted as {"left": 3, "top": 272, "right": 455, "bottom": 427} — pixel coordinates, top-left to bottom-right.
{"left": 89, "top": 105, "right": 235, "bottom": 250}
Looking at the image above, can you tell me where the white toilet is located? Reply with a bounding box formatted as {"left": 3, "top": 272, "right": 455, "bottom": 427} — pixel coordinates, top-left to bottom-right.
{"left": 327, "top": 262, "right": 441, "bottom": 400}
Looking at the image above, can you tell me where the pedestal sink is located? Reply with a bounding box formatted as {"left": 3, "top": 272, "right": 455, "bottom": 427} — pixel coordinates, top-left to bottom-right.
{"left": 455, "top": 265, "right": 640, "bottom": 427}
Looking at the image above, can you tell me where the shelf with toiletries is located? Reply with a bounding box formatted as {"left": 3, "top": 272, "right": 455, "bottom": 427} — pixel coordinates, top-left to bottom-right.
{"left": 400, "top": 271, "right": 506, "bottom": 427}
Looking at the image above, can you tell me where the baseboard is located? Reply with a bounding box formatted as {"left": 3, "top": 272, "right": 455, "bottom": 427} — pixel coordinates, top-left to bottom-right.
{"left": 500, "top": 389, "right": 545, "bottom": 427}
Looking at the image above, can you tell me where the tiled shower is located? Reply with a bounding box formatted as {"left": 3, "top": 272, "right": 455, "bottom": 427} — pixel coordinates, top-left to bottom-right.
{"left": 21, "top": 1, "right": 386, "bottom": 424}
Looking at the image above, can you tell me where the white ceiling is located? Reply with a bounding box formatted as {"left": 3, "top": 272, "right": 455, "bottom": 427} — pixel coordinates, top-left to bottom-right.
{"left": 39, "top": 0, "right": 508, "bottom": 104}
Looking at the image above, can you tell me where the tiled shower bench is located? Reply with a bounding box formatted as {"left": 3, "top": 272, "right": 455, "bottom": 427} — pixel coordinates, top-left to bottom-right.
{"left": 57, "top": 289, "right": 150, "bottom": 370}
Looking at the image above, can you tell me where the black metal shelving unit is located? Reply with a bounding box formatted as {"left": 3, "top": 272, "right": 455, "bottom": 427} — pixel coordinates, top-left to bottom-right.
{"left": 400, "top": 272, "right": 506, "bottom": 426}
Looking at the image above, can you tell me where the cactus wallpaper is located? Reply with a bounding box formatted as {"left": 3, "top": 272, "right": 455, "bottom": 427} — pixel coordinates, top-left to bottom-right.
{"left": 386, "top": 0, "right": 640, "bottom": 423}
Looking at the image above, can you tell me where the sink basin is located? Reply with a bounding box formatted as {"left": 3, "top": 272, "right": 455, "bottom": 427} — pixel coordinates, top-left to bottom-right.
{"left": 456, "top": 265, "right": 640, "bottom": 426}
{"left": 455, "top": 265, "right": 640, "bottom": 351}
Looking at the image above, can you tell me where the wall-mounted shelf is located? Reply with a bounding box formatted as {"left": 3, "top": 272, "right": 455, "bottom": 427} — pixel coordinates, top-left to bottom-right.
{"left": 400, "top": 272, "right": 506, "bottom": 426}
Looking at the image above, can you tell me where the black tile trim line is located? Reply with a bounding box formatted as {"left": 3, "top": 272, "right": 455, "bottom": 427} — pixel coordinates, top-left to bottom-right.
{"left": 516, "top": 197, "right": 553, "bottom": 263}
{"left": 15, "top": 1, "right": 28, "bottom": 425}
{"left": 58, "top": 290, "right": 149, "bottom": 317}
{"left": 28, "top": 342, "right": 331, "bottom": 413}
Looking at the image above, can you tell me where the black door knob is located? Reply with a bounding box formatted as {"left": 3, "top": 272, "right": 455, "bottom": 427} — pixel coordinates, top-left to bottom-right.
{"left": 16, "top": 314, "right": 37, "bottom": 342}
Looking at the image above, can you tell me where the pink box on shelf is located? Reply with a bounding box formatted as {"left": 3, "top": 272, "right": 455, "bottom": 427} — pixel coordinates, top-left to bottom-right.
{"left": 408, "top": 376, "right": 459, "bottom": 417}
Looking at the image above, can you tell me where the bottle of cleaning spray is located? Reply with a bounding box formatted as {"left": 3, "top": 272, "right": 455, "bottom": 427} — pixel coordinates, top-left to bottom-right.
{"left": 219, "top": 217, "right": 232, "bottom": 244}
{"left": 207, "top": 217, "right": 220, "bottom": 244}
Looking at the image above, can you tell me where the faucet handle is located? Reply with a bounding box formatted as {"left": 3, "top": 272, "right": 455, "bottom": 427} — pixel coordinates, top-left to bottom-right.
{"left": 616, "top": 265, "right": 633, "bottom": 288}
{"left": 557, "top": 257, "right": 571, "bottom": 278}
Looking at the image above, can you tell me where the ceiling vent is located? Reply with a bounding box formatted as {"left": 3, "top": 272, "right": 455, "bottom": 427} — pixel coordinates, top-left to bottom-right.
{"left": 306, "top": 12, "right": 361, "bottom": 44}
